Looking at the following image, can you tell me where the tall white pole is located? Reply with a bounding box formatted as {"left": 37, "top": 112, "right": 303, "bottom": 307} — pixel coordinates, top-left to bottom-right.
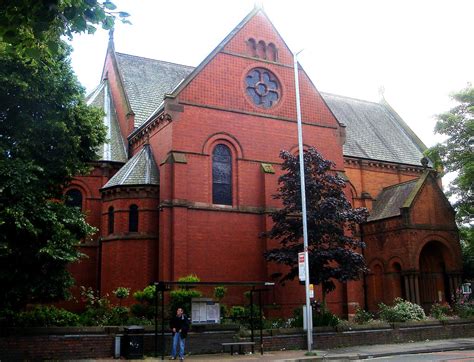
{"left": 293, "top": 51, "right": 313, "bottom": 352}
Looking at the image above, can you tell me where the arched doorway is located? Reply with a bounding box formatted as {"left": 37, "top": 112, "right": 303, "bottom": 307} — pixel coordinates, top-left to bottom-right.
{"left": 419, "top": 241, "right": 451, "bottom": 311}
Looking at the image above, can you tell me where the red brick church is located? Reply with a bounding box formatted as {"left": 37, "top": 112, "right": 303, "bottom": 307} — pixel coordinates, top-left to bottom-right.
{"left": 67, "top": 7, "right": 462, "bottom": 317}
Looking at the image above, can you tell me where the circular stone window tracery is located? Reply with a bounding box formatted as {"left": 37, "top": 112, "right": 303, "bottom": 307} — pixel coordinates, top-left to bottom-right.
{"left": 245, "top": 68, "right": 280, "bottom": 108}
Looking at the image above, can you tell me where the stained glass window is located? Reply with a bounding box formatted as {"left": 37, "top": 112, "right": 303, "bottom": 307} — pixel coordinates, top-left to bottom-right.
{"left": 212, "top": 144, "right": 232, "bottom": 205}
{"left": 129, "top": 204, "right": 139, "bottom": 232}
{"left": 65, "top": 189, "right": 82, "bottom": 210}
{"left": 245, "top": 68, "right": 280, "bottom": 108}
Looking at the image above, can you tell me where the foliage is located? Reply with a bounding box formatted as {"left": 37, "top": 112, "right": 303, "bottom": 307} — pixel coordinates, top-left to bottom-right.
{"left": 313, "top": 304, "right": 340, "bottom": 327}
{"left": 0, "top": 0, "right": 130, "bottom": 62}
{"left": 0, "top": 28, "right": 106, "bottom": 310}
{"left": 426, "top": 86, "right": 474, "bottom": 226}
{"left": 265, "top": 148, "right": 369, "bottom": 295}
{"left": 430, "top": 302, "right": 453, "bottom": 320}
{"left": 79, "top": 287, "right": 113, "bottom": 326}
{"left": 170, "top": 274, "right": 202, "bottom": 317}
{"left": 131, "top": 285, "right": 156, "bottom": 320}
{"left": 8, "top": 305, "right": 79, "bottom": 327}
{"left": 460, "top": 227, "right": 474, "bottom": 280}
{"left": 113, "top": 287, "right": 130, "bottom": 307}
{"left": 214, "top": 286, "right": 227, "bottom": 301}
{"left": 378, "top": 298, "right": 426, "bottom": 323}
{"left": 354, "top": 307, "right": 374, "bottom": 324}
{"left": 228, "top": 305, "right": 263, "bottom": 328}
{"left": 452, "top": 288, "right": 474, "bottom": 319}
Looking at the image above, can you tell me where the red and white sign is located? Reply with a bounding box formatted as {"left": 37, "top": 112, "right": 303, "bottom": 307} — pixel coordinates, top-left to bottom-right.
{"left": 298, "top": 252, "right": 305, "bottom": 281}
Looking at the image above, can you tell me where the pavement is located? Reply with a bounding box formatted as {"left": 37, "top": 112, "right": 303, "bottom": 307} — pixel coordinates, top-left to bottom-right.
{"left": 150, "top": 338, "right": 474, "bottom": 361}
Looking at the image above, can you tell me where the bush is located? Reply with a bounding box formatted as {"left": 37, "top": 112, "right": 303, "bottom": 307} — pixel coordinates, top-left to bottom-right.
{"left": 131, "top": 285, "right": 157, "bottom": 320}
{"left": 313, "top": 304, "right": 340, "bottom": 327}
{"left": 354, "top": 307, "right": 374, "bottom": 324}
{"left": 113, "top": 287, "right": 130, "bottom": 306}
{"left": 13, "top": 305, "right": 79, "bottom": 327}
{"left": 378, "top": 298, "right": 426, "bottom": 322}
{"left": 430, "top": 302, "right": 452, "bottom": 320}
{"left": 452, "top": 289, "right": 474, "bottom": 319}
{"left": 170, "top": 274, "right": 202, "bottom": 317}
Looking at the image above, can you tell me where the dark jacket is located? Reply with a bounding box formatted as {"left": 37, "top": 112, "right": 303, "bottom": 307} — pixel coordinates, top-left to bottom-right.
{"left": 170, "top": 313, "right": 190, "bottom": 338}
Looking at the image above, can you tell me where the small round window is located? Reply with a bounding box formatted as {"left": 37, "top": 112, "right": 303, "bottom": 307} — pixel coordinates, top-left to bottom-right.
{"left": 245, "top": 68, "right": 280, "bottom": 108}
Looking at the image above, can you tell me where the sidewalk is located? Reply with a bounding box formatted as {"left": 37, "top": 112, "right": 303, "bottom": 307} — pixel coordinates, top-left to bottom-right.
{"left": 159, "top": 337, "right": 474, "bottom": 361}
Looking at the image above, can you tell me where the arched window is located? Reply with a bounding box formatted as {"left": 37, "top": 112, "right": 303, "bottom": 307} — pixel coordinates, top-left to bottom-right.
{"left": 247, "top": 38, "right": 257, "bottom": 57}
{"left": 65, "top": 188, "right": 83, "bottom": 210}
{"left": 257, "top": 40, "right": 266, "bottom": 59}
{"left": 108, "top": 206, "right": 114, "bottom": 235}
{"left": 212, "top": 144, "right": 232, "bottom": 205}
{"left": 267, "top": 43, "right": 277, "bottom": 62}
{"left": 129, "top": 204, "right": 139, "bottom": 232}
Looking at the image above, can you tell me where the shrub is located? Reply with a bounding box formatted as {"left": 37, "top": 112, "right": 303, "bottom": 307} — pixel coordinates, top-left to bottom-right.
{"left": 214, "top": 286, "right": 227, "bottom": 301}
{"left": 313, "top": 304, "right": 340, "bottom": 327}
{"left": 378, "top": 298, "right": 426, "bottom": 322}
{"left": 170, "top": 274, "right": 202, "bottom": 317}
{"left": 113, "top": 287, "right": 130, "bottom": 306}
{"left": 354, "top": 307, "right": 374, "bottom": 324}
{"left": 79, "top": 286, "right": 116, "bottom": 326}
{"left": 14, "top": 305, "right": 79, "bottom": 327}
{"left": 430, "top": 302, "right": 452, "bottom": 320}
{"left": 452, "top": 289, "right": 474, "bottom": 319}
{"left": 131, "top": 285, "right": 157, "bottom": 320}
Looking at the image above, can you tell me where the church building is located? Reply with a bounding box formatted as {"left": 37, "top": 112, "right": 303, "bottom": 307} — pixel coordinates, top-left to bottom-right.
{"left": 67, "top": 7, "right": 462, "bottom": 318}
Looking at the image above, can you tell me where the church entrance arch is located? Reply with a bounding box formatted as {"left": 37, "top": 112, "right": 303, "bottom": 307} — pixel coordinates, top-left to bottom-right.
{"left": 418, "top": 240, "right": 451, "bottom": 311}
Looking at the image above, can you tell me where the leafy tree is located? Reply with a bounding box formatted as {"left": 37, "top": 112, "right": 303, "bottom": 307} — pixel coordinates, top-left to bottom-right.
{"left": 426, "top": 86, "right": 473, "bottom": 225}
{"left": 426, "top": 86, "right": 474, "bottom": 279}
{"left": 460, "top": 227, "right": 474, "bottom": 280}
{"left": 0, "top": 0, "right": 130, "bottom": 61}
{"left": 265, "top": 148, "right": 368, "bottom": 297}
{"left": 0, "top": 40, "right": 106, "bottom": 310}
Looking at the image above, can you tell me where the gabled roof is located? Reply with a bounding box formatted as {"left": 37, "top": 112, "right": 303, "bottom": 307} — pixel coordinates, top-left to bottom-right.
{"left": 367, "top": 171, "right": 435, "bottom": 222}
{"left": 367, "top": 179, "right": 419, "bottom": 221}
{"left": 321, "top": 93, "right": 427, "bottom": 166}
{"left": 102, "top": 144, "right": 159, "bottom": 189}
{"left": 115, "top": 52, "right": 194, "bottom": 128}
{"left": 86, "top": 80, "right": 128, "bottom": 163}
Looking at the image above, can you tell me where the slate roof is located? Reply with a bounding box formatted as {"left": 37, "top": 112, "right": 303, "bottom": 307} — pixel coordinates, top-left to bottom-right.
{"left": 110, "top": 52, "right": 427, "bottom": 166}
{"left": 367, "top": 179, "right": 418, "bottom": 222}
{"left": 321, "top": 93, "right": 427, "bottom": 166}
{"left": 102, "top": 144, "right": 159, "bottom": 189}
{"left": 87, "top": 81, "right": 128, "bottom": 163}
{"left": 115, "top": 52, "right": 194, "bottom": 128}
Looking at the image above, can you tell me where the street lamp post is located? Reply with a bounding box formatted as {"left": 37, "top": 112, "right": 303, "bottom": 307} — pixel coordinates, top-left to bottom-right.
{"left": 293, "top": 50, "right": 313, "bottom": 352}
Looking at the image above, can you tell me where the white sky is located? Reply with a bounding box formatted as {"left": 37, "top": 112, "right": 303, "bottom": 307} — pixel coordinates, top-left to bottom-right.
{"left": 70, "top": 0, "right": 474, "bottom": 149}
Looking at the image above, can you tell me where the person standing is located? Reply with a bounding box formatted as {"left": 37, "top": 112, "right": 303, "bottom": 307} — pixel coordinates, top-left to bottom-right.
{"left": 170, "top": 307, "right": 189, "bottom": 360}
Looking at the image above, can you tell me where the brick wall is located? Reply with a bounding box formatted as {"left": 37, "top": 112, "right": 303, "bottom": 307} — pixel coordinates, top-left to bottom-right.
{"left": 2, "top": 321, "right": 473, "bottom": 359}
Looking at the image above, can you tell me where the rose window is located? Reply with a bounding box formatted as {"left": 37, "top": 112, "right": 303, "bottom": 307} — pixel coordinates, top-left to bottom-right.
{"left": 245, "top": 68, "right": 280, "bottom": 108}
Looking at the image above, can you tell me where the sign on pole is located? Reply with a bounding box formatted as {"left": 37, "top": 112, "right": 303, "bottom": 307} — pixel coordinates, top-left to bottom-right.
{"left": 309, "top": 284, "right": 314, "bottom": 299}
{"left": 298, "top": 252, "right": 305, "bottom": 281}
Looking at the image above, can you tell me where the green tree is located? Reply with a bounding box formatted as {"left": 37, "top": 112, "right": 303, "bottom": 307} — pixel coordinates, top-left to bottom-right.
{"left": 426, "top": 86, "right": 474, "bottom": 279}
{"left": 265, "top": 148, "right": 368, "bottom": 297}
{"left": 0, "top": 41, "right": 106, "bottom": 309}
{"left": 0, "top": 0, "right": 130, "bottom": 61}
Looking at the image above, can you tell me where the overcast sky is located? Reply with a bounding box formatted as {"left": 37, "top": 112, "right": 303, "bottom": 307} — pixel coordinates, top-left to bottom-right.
{"left": 70, "top": 0, "right": 474, "bottom": 149}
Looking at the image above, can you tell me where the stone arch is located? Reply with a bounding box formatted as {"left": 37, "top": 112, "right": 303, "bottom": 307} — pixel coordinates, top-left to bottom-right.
{"left": 387, "top": 257, "right": 405, "bottom": 301}
{"left": 418, "top": 240, "right": 455, "bottom": 310}
{"left": 414, "top": 235, "right": 457, "bottom": 271}
{"left": 202, "top": 132, "right": 244, "bottom": 159}
{"left": 367, "top": 259, "right": 385, "bottom": 311}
